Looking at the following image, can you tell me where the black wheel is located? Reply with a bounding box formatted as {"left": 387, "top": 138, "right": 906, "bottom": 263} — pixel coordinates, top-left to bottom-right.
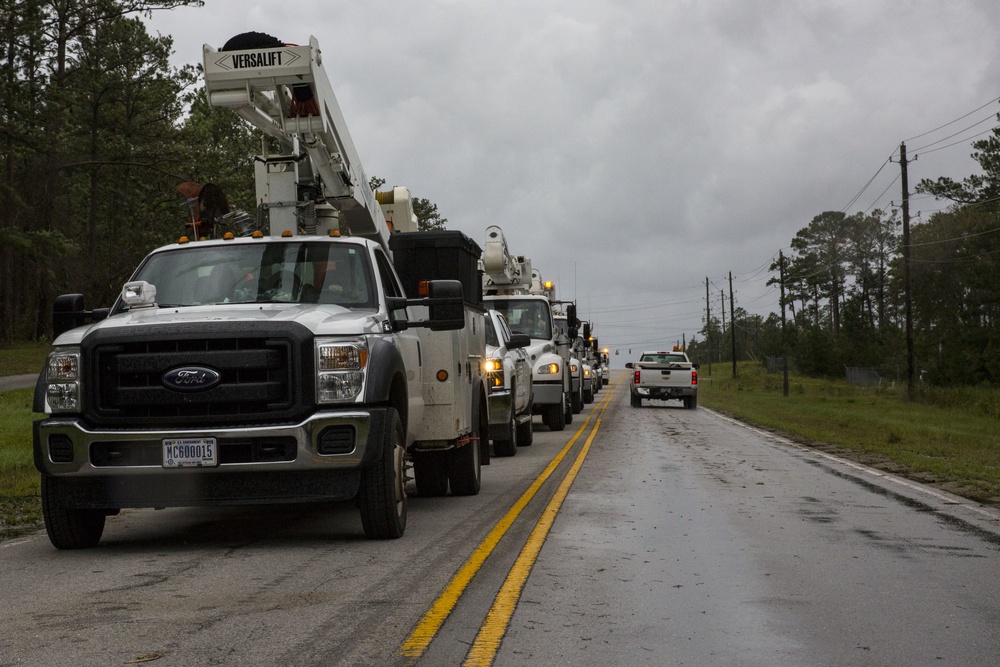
{"left": 571, "top": 387, "right": 583, "bottom": 414}
{"left": 413, "top": 452, "right": 449, "bottom": 496}
{"left": 564, "top": 394, "right": 574, "bottom": 425}
{"left": 546, "top": 401, "right": 566, "bottom": 432}
{"left": 688, "top": 393, "right": 698, "bottom": 409}
{"left": 41, "top": 476, "right": 106, "bottom": 550}
{"left": 493, "top": 407, "right": 517, "bottom": 457}
{"left": 516, "top": 416, "right": 533, "bottom": 447}
{"left": 583, "top": 387, "right": 594, "bottom": 404}
{"left": 630, "top": 392, "right": 642, "bottom": 407}
{"left": 449, "top": 401, "right": 485, "bottom": 496}
{"left": 359, "top": 407, "right": 407, "bottom": 538}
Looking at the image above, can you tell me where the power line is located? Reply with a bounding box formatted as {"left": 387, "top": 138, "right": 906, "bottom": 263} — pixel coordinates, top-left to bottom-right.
{"left": 905, "top": 95, "right": 1000, "bottom": 143}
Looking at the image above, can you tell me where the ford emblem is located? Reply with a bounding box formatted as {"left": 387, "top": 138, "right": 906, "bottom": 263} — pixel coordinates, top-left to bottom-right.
{"left": 162, "top": 366, "right": 221, "bottom": 392}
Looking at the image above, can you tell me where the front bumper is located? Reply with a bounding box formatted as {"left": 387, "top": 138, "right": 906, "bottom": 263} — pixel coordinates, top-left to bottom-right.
{"left": 32, "top": 409, "right": 387, "bottom": 508}
{"left": 488, "top": 390, "right": 513, "bottom": 428}
{"left": 532, "top": 381, "right": 563, "bottom": 406}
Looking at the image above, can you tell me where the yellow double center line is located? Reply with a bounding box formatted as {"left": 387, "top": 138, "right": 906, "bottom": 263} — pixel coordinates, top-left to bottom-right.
{"left": 400, "top": 378, "right": 621, "bottom": 664}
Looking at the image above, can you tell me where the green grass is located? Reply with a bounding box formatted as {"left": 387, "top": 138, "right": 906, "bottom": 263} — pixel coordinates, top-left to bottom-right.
{"left": 0, "top": 340, "right": 50, "bottom": 376}
{"left": 0, "top": 388, "right": 42, "bottom": 538}
{"left": 699, "top": 363, "right": 1000, "bottom": 506}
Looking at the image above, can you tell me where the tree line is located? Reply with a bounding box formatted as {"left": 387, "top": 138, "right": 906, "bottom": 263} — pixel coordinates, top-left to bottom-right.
{"left": 0, "top": 1, "right": 444, "bottom": 346}
{"left": 686, "top": 117, "right": 1000, "bottom": 387}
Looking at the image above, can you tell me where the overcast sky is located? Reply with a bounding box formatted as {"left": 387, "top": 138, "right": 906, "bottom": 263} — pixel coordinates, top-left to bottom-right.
{"left": 143, "top": 1, "right": 1000, "bottom": 366}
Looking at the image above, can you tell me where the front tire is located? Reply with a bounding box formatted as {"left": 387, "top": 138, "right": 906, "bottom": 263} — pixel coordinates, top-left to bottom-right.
{"left": 41, "top": 476, "right": 106, "bottom": 550}
{"left": 571, "top": 386, "right": 583, "bottom": 414}
{"left": 493, "top": 407, "right": 518, "bottom": 457}
{"left": 545, "top": 400, "right": 566, "bottom": 432}
{"left": 516, "top": 416, "right": 533, "bottom": 447}
{"left": 359, "top": 408, "right": 407, "bottom": 538}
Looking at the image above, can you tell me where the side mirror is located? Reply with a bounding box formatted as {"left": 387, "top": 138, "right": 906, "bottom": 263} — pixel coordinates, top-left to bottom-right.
{"left": 52, "top": 294, "right": 86, "bottom": 337}
{"left": 693, "top": 363, "right": 700, "bottom": 370}
{"left": 625, "top": 362, "right": 634, "bottom": 369}
{"left": 408, "top": 279, "right": 465, "bottom": 331}
{"left": 507, "top": 333, "right": 530, "bottom": 350}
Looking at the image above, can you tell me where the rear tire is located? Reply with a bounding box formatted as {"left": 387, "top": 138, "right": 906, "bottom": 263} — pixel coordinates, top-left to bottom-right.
{"left": 41, "top": 476, "right": 106, "bottom": 550}
{"left": 449, "top": 401, "right": 485, "bottom": 496}
{"left": 359, "top": 408, "right": 407, "bottom": 538}
{"left": 630, "top": 392, "right": 642, "bottom": 407}
{"left": 688, "top": 393, "right": 698, "bottom": 409}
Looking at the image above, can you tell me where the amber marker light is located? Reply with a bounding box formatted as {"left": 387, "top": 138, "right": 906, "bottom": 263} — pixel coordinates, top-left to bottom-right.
{"left": 436, "top": 369, "right": 449, "bottom": 382}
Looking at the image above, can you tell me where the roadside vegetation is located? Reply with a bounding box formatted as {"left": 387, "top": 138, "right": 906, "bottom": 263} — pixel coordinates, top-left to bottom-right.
{"left": 699, "top": 362, "right": 1000, "bottom": 507}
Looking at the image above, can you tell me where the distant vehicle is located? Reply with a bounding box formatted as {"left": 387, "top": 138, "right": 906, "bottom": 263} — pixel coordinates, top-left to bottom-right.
{"left": 625, "top": 350, "right": 699, "bottom": 408}
{"left": 484, "top": 310, "right": 534, "bottom": 455}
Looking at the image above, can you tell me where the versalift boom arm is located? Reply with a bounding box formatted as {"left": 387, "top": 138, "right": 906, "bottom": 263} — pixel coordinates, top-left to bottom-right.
{"left": 203, "top": 34, "right": 393, "bottom": 246}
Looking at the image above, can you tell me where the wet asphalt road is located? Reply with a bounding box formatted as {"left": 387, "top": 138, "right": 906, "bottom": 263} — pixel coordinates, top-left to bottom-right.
{"left": 2, "top": 374, "right": 999, "bottom": 666}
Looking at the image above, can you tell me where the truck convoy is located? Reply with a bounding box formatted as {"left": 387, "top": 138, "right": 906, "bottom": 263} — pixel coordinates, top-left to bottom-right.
{"left": 481, "top": 226, "right": 575, "bottom": 432}
{"left": 32, "top": 33, "right": 489, "bottom": 549}
{"left": 625, "top": 350, "right": 699, "bottom": 408}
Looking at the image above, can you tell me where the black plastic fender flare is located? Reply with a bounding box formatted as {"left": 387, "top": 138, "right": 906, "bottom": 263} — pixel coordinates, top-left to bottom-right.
{"left": 364, "top": 337, "right": 407, "bottom": 407}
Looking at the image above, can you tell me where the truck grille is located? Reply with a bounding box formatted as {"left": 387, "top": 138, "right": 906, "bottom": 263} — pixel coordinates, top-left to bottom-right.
{"left": 82, "top": 322, "right": 313, "bottom": 428}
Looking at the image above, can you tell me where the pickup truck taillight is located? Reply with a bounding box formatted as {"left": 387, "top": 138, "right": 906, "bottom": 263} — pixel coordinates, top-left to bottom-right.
{"left": 633, "top": 370, "right": 641, "bottom": 384}
{"left": 692, "top": 371, "right": 698, "bottom": 385}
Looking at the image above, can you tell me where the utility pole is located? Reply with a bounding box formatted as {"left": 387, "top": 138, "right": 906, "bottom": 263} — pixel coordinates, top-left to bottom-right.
{"left": 720, "top": 290, "right": 726, "bottom": 364}
{"left": 729, "top": 272, "right": 737, "bottom": 378}
{"left": 779, "top": 250, "right": 788, "bottom": 397}
{"left": 900, "top": 142, "right": 915, "bottom": 399}
{"left": 705, "top": 277, "right": 712, "bottom": 376}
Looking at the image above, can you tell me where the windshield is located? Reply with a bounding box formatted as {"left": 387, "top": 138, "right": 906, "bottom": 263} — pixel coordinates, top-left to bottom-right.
{"left": 488, "top": 299, "right": 552, "bottom": 340}
{"left": 640, "top": 353, "right": 686, "bottom": 364}
{"left": 125, "top": 242, "right": 376, "bottom": 309}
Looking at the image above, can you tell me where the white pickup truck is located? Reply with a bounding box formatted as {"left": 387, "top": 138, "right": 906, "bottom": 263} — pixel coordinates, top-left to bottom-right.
{"left": 625, "top": 350, "right": 699, "bottom": 409}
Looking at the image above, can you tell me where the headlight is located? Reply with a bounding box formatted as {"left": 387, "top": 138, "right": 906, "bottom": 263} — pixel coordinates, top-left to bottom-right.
{"left": 316, "top": 338, "right": 368, "bottom": 403}
{"left": 536, "top": 362, "right": 560, "bottom": 375}
{"left": 483, "top": 359, "right": 502, "bottom": 373}
{"left": 584, "top": 368, "right": 591, "bottom": 377}
{"left": 45, "top": 349, "right": 81, "bottom": 413}
{"left": 571, "top": 363, "right": 578, "bottom": 373}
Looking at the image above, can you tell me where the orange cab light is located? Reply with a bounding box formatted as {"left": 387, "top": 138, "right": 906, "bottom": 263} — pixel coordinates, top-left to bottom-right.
{"left": 281, "top": 229, "right": 293, "bottom": 237}
{"left": 178, "top": 236, "right": 190, "bottom": 244}
{"left": 252, "top": 230, "right": 265, "bottom": 238}
{"left": 223, "top": 232, "right": 235, "bottom": 240}
{"left": 419, "top": 281, "right": 430, "bottom": 296}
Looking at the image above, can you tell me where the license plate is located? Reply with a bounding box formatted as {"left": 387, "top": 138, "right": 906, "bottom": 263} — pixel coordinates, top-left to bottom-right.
{"left": 163, "top": 438, "right": 217, "bottom": 468}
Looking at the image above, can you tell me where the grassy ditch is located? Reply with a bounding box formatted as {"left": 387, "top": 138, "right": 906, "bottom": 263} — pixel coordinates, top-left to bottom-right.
{"left": 698, "top": 363, "right": 1000, "bottom": 507}
{"left": 0, "top": 388, "right": 42, "bottom": 538}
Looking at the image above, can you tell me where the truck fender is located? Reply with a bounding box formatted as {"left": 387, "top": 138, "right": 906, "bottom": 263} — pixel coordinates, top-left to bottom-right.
{"left": 364, "top": 337, "right": 407, "bottom": 409}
